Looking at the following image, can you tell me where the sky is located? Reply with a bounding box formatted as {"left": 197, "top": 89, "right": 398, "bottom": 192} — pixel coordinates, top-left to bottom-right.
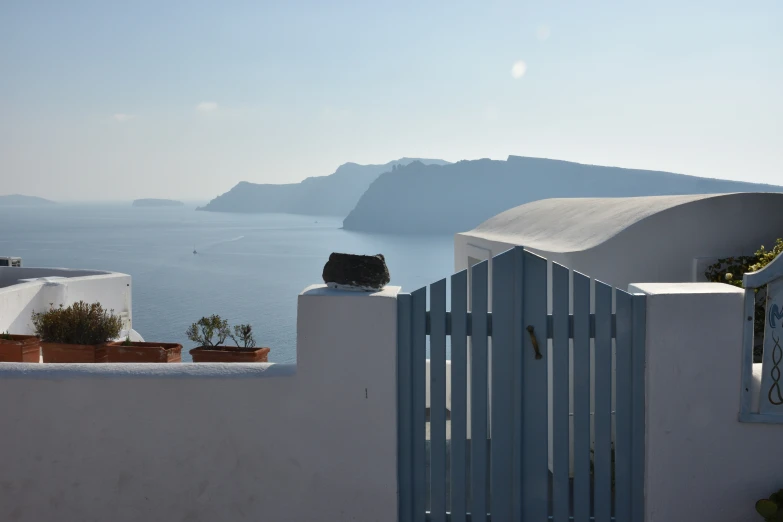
{"left": 1, "top": 0, "right": 781, "bottom": 201}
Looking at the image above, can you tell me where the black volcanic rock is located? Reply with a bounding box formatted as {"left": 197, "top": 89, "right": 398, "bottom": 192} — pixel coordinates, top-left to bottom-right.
{"left": 322, "top": 253, "right": 390, "bottom": 290}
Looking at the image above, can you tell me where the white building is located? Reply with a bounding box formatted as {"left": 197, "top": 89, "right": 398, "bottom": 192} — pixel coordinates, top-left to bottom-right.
{"left": 453, "top": 192, "right": 783, "bottom": 472}
{"left": 0, "top": 266, "right": 143, "bottom": 341}
{"left": 455, "top": 192, "right": 783, "bottom": 290}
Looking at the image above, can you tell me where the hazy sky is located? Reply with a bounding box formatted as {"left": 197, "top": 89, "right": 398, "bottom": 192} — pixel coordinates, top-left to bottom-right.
{"left": 1, "top": 0, "right": 781, "bottom": 201}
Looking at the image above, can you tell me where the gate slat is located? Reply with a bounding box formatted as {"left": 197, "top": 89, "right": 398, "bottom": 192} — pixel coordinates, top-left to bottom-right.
{"left": 412, "top": 287, "right": 428, "bottom": 522}
{"left": 614, "top": 290, "right": 633, "bottom": 522}
{"left": 470, "top": 261, "right": 489, "bottom": 522}
{"left": 450, "top": 271, "right": 468, "bottom": 522}
{"left": 490, "top": 249, "right": 515, "bottom": 522}
{"left": 398, "top": 293, "right": 413, "bottom": 522}
{"left": 551, "top": 263, "right": 570, "bottom": 522}
{"left": 631, "top": 294, "right": 647, "bottom": 522}
{"left": 521, "top": 251, "right": 548, "bottom": 522}
{"left": 512, "top": 247, "right": 524, "bottom": 522}
{"left": 593, "top": 282, "right": 613, "bottom": 522}
{"left": 430, "top": 279, "right": 448, "bottom": 522}
{"left": 572, "top": 272, "right": 591, "bottom": 522}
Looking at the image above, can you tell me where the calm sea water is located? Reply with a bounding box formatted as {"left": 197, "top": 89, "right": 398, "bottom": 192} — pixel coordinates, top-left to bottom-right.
{"left": 0, "top": 204, "right": 454, "bottom": 362}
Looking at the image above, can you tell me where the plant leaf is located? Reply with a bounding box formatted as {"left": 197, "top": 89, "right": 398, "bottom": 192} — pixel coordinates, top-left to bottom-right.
{"left": 757, "top": 499, "right": 778, "bottom": 518}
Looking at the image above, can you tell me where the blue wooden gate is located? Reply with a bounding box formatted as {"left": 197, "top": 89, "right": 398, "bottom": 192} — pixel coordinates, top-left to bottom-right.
{"left": 397, "top": 247, "right": 646, "bottom": 522}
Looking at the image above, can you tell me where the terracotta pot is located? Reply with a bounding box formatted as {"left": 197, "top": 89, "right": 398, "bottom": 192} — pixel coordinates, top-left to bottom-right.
{"left": 41, "top": 342, "right": 108, "bottom": 363}
{"left": 189, "top": 346, "right": 270, "bottom": 363}
{"left": 103, "top": 341, "right": 182, "bottom": 363}
{"left": 0, "top": 334, "right": 41, "bottom": 363}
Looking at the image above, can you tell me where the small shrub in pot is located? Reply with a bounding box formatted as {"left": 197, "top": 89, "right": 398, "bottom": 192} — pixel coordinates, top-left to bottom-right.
{"left": 230, "top": 324, "right": 257, "bottom": 348}
{"left": 32, "top": 301, "right": 123, "bottom": 363}
{"left": 187, "top": 315, "right": 270, "bottom": 362}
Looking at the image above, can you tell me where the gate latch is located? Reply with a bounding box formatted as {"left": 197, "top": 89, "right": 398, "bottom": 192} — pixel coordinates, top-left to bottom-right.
{"left": 526, "top": 325, "right": 543, "bottom": 360}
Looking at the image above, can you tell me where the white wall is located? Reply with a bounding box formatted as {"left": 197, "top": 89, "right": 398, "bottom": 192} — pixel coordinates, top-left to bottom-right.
{"left": 0, "top": 269, "right": 133, "bottom": 335}
{"left": 456, "top": 193, "right": 783, "bottom": 291}
{"left": 0, "top": 284, "right": 401, "bottom": 522}
{"left": 630, "top": 282, "right": 783, "bottom": 522}
{"left": 425, "top": 360, "right": 452, "bottom": 414}
{"left": 0, "top": 267, "right": 111, "bottom": 288}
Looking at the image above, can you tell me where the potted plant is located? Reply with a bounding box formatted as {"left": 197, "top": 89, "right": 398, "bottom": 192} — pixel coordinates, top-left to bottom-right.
{"left": 32, "top": 301, "right": 123, "bottom": 363}
{"left": 0, "top": 331, "right": 40, "bottom": 363}
{"left": 187, "top": 315, "right": 270, "bottom": 362}
{"left": 102, "top": 335, "right": 182, "bottom": 363}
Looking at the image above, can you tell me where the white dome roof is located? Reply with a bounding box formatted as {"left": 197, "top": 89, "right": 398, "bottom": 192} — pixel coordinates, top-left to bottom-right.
{"left": 461, "top": 193, "right": 782, "bottom": 253}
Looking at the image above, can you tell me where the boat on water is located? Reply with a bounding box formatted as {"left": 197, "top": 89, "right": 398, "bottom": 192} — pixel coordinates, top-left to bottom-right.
{"left": 193, "top": 246, "right": 197, "bottom": 255}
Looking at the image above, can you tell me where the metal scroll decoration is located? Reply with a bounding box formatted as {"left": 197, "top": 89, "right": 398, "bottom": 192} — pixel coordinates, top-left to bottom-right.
{"left": 770, "top": 304, "right": 783, "bottom": 329}
{"left": 743, "top": 254, "right": 783, "bottom": 416}
{"left": 765, "top": 286, "right": 783, "bottom": 408}
{"left": 769, "top": 330, "right": 783, "bottom": 406}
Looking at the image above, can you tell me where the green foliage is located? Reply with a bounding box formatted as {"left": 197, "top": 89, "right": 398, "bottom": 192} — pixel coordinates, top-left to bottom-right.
{"left": 752, "top": 239, "right": 783, "bottom": 273}
{"left": 705, "top": 255, "right": 758, "bottom": 289}
{"left": 0, "top": 331, "right": 12, "bottom": 341}
{"left": 230, "top": 324, "right": 256, "bottom": 348}
{"left": 186, "top": 315, "right": 230, "bottom": 347}
{"left": 186, "top": 316, "right": 257, "bottom": 348}
{"left": 705, "top": 239, "right": 783, "bottom": 287}
{"left": 756, "top": 489, "right": 783, "bottom": 521}
{"left": 31, "top": 301, "right": 123, "bottom": 345}
{"left": 705, "top": 239, "right": 783, "bottom": 362}
{"left": 122, "top": 336, "right": 133, "bottom": 346}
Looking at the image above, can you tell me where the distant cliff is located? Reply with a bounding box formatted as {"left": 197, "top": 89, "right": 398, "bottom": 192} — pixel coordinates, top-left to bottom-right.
{"left": 0, "top": 194, "right": 55, "bottom": 206}
{"left": 197, "top": 158, "right": 449, "bottom": 216}
{"left": 342, "top": 156, "right": 783, "bottom": 234}
{"left": 132, "top": 198, "right": 184, "bottom": 208}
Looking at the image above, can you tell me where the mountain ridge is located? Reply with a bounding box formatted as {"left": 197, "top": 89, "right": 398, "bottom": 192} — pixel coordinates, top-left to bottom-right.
{"left": 0, "top": 194, "right": 56, "bottom": 206}
{"left": 341, "top": 155, "right": 783, "bottom": 234}
{"left": 132, "top": 199, "right": 184, "bottom": 208}
{"left": 197, "top": 158, "right": 449, "bottom": 216}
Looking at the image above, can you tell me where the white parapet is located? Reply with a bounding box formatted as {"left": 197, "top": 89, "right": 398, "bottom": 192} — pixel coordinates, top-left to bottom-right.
{"left": 630, "top": 282, "right": 783, "bottom": 522}
{"left": 0, "top": 282, "right": 401, "bottom": 522}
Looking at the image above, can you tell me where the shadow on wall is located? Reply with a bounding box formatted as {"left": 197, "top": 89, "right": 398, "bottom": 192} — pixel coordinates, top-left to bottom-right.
{"left": 0, "top": 267, "right": 110, "bottom": 289}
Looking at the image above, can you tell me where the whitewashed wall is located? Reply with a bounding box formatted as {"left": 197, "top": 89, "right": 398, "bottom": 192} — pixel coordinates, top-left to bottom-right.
{"left": 0, "top": 267, "right": 110, "bottom": 288}
{"left": 0, "top": 268, "right": 132, "bottom": 335}
{"left": 5, "top": 267, "right": 778, "bottom": 522}
{"left": 425, "top": 359, "right": 452, "bottom": 414}
{"left": 0, "top": 284, "right": 400, "bottom": 522}
{"left": 455, "top": 193, "right": 783, "bottom": 292}
{"left": 631, "top": 282, "right": 783, "bottom": 522}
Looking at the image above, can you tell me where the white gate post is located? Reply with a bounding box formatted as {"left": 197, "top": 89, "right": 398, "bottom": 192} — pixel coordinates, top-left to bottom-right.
{"left": 296, "top": 284, "right": 401, "bottom": 522}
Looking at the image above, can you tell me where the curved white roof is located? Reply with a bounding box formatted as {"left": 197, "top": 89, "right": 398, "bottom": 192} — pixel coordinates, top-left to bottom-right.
{"left": 461, "top": 193, "right": 781, "bottom": 253}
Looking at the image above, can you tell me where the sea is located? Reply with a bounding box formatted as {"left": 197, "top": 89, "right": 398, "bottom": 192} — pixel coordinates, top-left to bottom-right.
{"left": 0, "top": 204, "right": 454, "bottom": 363}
